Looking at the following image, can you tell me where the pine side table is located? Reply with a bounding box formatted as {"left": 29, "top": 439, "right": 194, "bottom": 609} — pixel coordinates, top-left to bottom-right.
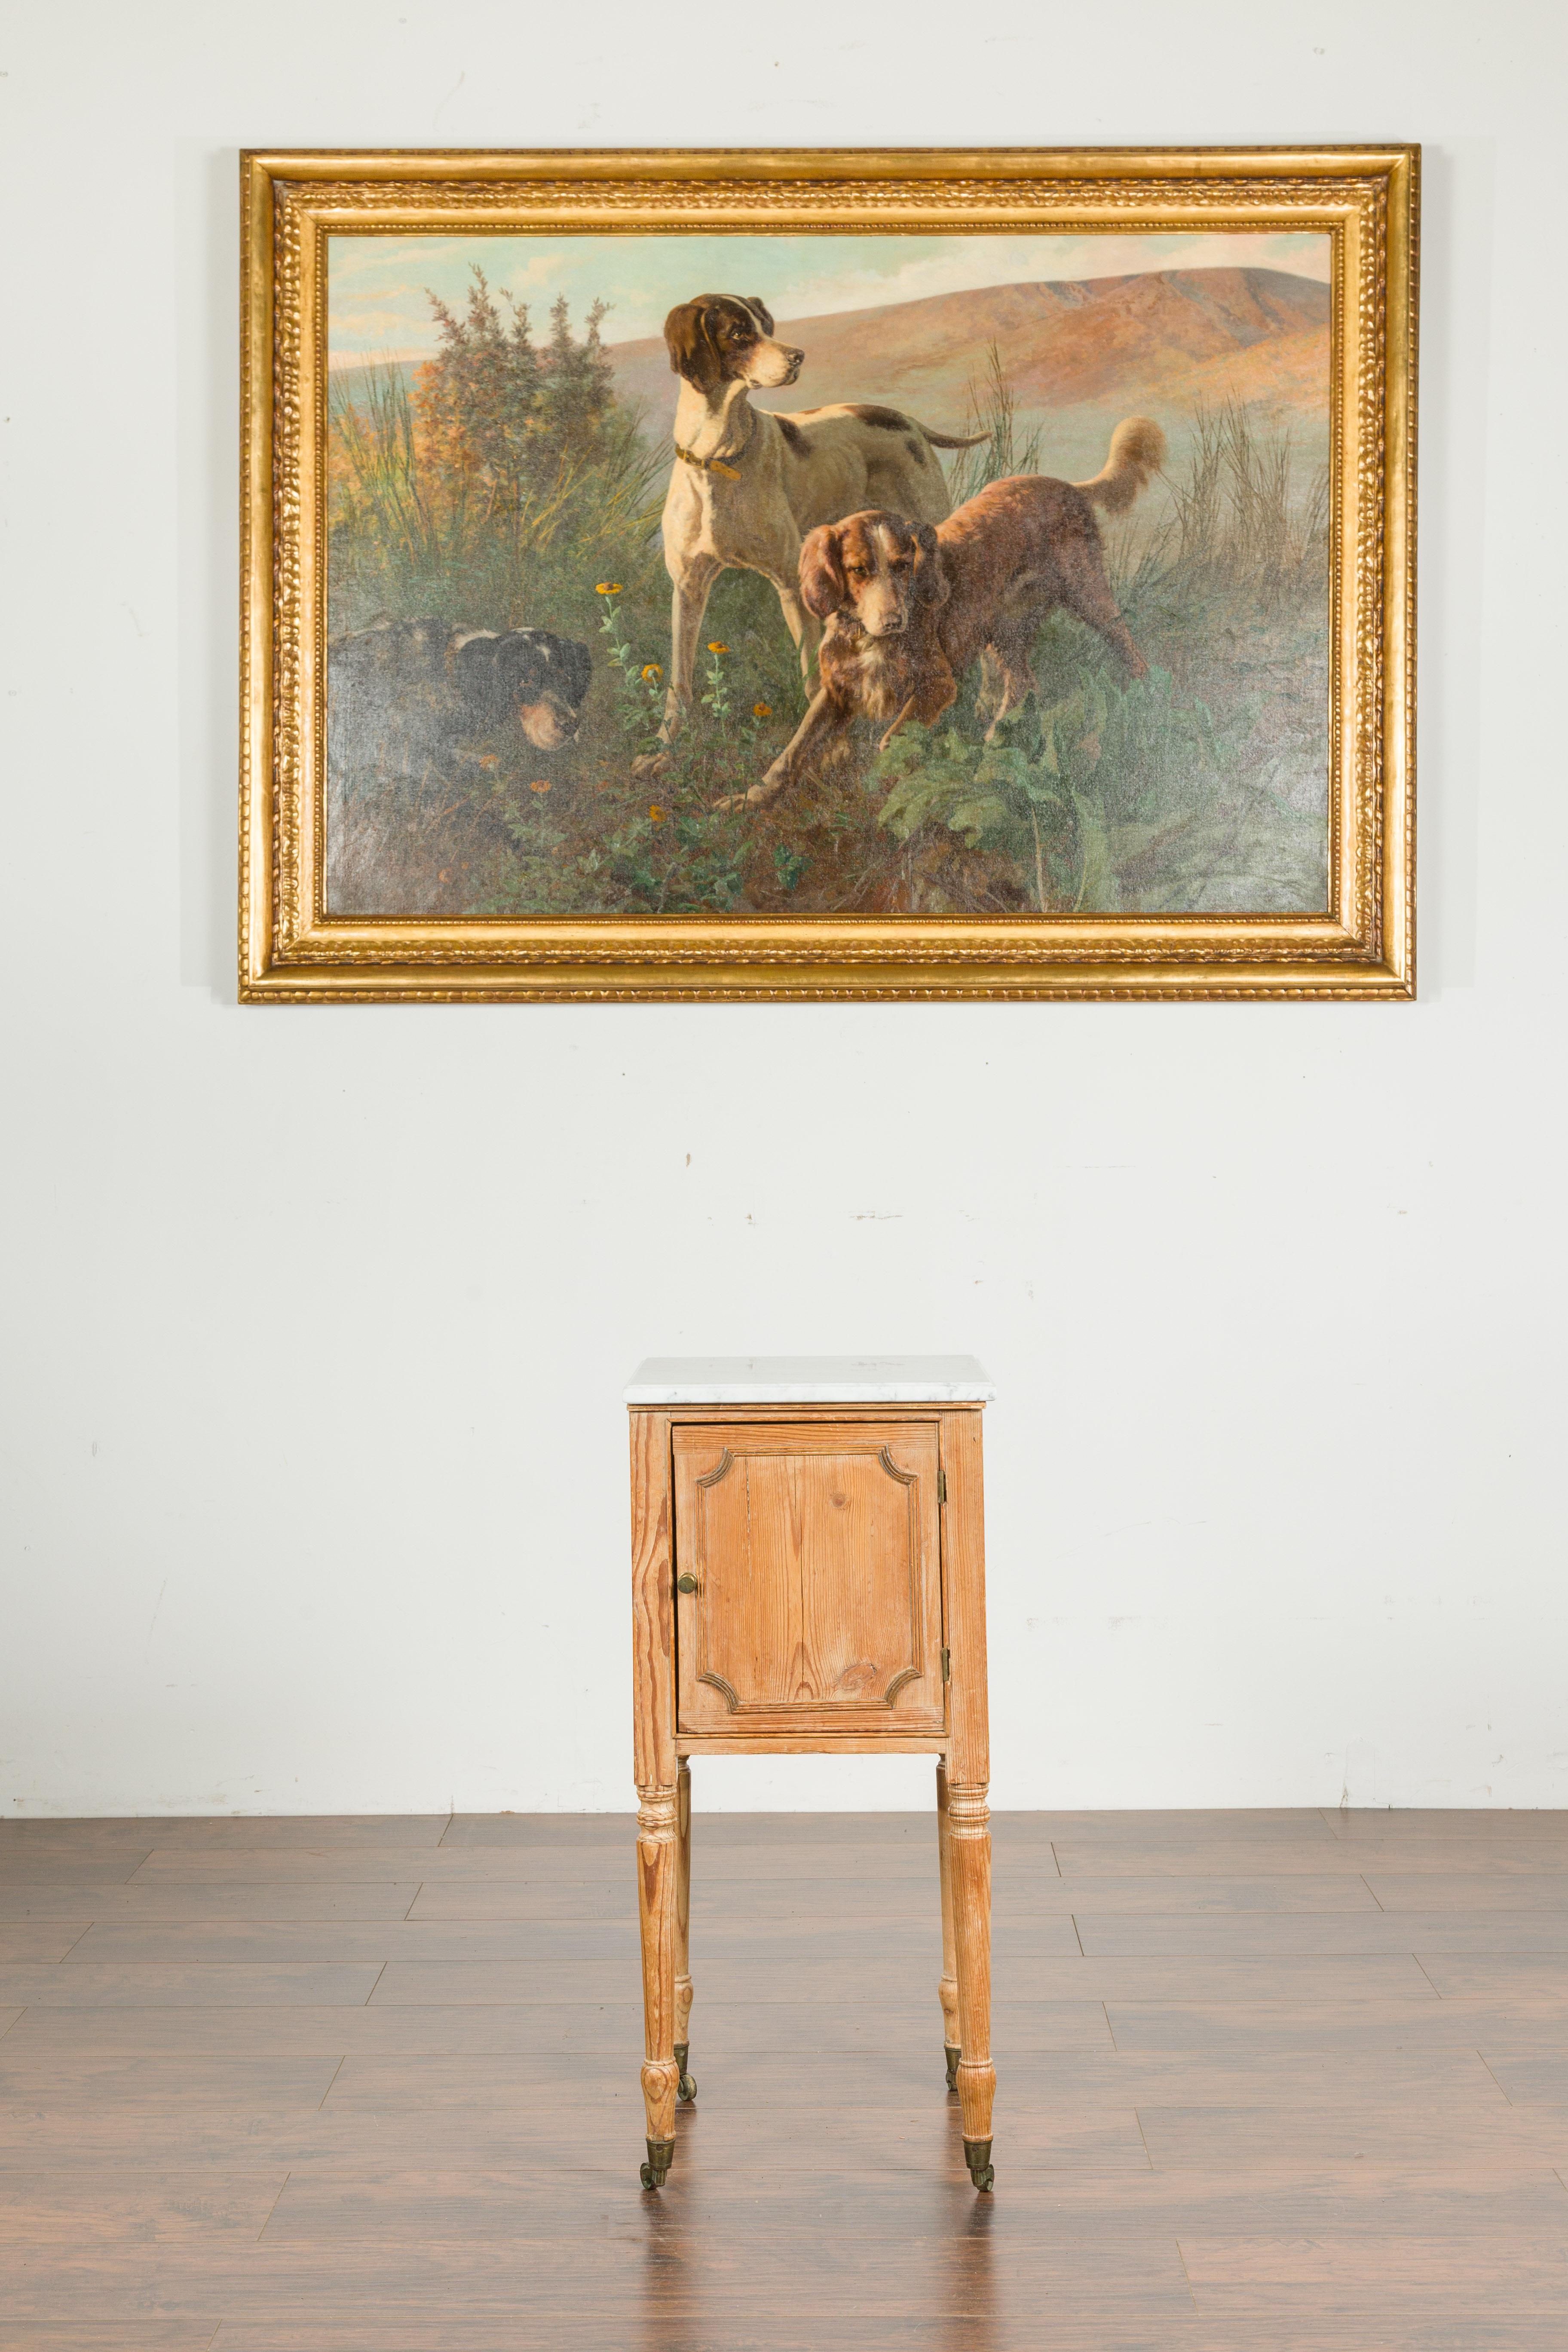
{"left": 626, "top": 1356, "right": 997, "bottom": 2193}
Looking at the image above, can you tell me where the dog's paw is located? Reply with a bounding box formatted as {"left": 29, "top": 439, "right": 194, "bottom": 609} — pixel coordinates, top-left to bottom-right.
{"left": 715, "top": 772, "right": 790, "bottom": 812}
{"left": 630, "top": 751, "right": 671, "bottom": 779}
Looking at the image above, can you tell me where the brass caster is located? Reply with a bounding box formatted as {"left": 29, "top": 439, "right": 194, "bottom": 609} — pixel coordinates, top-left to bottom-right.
{"left": 964, "top": 2137, "right": 995, "bottom": 2193}
{"left": 640, "top": 2136, "right": 674, "bottom": 2190}
{"left": 944, "top": 2044, "right": 961, "bottom": 2093}
{"left": 674, "top": 2043, "right": 697, "bottom": 2103}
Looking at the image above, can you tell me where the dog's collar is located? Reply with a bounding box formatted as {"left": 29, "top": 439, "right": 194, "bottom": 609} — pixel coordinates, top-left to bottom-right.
{"left": 674, "top": 441, "right": 742, "bottom": 481}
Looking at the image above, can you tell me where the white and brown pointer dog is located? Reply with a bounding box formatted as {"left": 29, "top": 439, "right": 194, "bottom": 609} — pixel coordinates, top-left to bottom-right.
{"left": 641, "top": 294, "right": 987, "bottom": 766}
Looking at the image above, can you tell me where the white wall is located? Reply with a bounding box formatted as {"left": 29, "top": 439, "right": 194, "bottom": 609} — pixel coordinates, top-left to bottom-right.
{"left": 3, "top": 1, "right": 1565, "bottom": 1818}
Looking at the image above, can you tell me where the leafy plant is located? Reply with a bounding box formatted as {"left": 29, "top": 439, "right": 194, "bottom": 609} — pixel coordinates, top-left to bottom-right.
{"left": 773, "top": 844, "right": 809, "bottom": 894}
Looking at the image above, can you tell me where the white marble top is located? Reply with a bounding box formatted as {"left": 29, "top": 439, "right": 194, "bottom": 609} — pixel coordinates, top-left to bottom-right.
{"left": 624, "top": 1355, "right": 995, "bottom": 1404}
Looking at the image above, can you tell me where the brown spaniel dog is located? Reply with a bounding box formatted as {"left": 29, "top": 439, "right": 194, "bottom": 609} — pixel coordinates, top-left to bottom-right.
{"left": 728, "top": 418, "right": 1166, "bottom": 808}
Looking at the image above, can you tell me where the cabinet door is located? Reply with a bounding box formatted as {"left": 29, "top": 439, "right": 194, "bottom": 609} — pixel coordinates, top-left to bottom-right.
{"left": 672, "top": 1421, "right": 945, "bottom": 1735}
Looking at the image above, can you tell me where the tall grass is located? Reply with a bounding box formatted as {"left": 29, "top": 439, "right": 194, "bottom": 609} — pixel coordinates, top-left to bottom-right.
{"left": 943, "top": 340, "right": 1045, "bottom": 505}
{"left": 1112, "top": 396, "right": 1329, "bottom": 619}
{"left": 330, "top": 368, "right": 444, "bottom": 586}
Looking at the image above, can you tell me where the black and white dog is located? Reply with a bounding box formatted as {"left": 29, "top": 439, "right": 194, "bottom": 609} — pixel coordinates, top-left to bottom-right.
{"left": 328, "top": 617, "right": 593, "bottom": 779}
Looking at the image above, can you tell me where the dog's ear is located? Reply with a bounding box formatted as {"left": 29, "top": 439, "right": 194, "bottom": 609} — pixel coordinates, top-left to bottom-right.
{"left": 665, "top": 300, "right": 723, "bottom": 391}
{"left": 490, "top": 633, "right": 542, "bottom": 696}
{"left": 799, "top": 525, "right": 849, "bottom": 620}
{"left": 452, "top": 630, "right": 500, "bottom": 689}
{"left": 558, "top": 635, "right": 593, "bottom": 708}
{"left": 911, "top": 521, "right": 951, "bottom": 608}
{"left": 746, "top": 296, "right": 774, "bottom": 335}
{"left": 460, "top": 636, "right": 530, "bottom": 731}
{"left": 534, "top": 632, "right": 594, "bottom": 709}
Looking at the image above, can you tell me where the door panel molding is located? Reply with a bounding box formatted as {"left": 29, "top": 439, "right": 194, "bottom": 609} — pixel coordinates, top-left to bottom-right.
{"left": 673, "top": 1421, "right": 945, "bottom": 1736}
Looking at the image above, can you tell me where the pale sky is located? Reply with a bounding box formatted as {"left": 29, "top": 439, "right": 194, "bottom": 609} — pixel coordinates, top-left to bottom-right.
{"left": 327, "top": 229, "right": 1330, "bottom": 367}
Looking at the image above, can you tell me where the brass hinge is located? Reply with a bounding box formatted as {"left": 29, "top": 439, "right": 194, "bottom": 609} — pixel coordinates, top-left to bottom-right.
{"left": 937, "top": 1468, "right": 947, "bottom": 1504}
{"left": 940, "top": 1647, "right": 951, "bottom": 1682}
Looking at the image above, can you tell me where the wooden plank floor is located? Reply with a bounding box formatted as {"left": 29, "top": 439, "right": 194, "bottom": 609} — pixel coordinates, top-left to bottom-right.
{"left": 3, "top": 1808, "right": 1568, "bottom": 2350}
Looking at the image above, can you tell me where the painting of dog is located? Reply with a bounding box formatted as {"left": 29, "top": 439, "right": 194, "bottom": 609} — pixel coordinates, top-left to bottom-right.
{"left": 324, "top": 224, "right": 1334, "bottom": 921}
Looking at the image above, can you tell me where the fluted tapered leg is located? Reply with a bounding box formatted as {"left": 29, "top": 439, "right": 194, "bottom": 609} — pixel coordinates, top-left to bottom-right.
{"left": 636, "top": 1785, "right": 680, "bottom": 2186}
{"left": 674, "top": 1760, "right": 695, "bottom": 2101}
{"left": 936, "top": 1761, "right": 961, "bottom": 2090}
{"left": 948, "top": 1780, "right": 995, "bottom": 2190}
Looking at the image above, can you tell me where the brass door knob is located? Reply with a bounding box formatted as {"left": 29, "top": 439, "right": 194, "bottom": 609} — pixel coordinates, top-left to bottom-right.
{"left": 676, "top": 1574, "right": 700, "bottom": 1594}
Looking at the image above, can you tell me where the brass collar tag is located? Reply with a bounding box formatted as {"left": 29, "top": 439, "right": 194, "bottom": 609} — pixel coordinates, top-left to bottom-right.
{"left": 674, "top": 442, "right": 742, "bottom": 481}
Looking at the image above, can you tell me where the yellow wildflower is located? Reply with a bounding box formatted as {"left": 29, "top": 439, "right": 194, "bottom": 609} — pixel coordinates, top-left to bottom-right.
{"left": 752, "top": 701, "right": 772, "bottom": 719}
{"left": 642, "top": 663, "right": 663, "bottom": 681}
{"left": 707, "top": 640, "right": 729, "bottom": 654}
{"left": 528, "top": 778, "right": 552, "bottom": 794}
{"left": 594, "top": 581, "right": 623, "bottom": 596}
{"left": 648, "top": 804, "right": 667, "bottom": 825}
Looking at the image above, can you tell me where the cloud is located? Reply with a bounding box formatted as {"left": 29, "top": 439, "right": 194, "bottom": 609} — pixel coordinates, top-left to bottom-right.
{"left": 331, "top": 303, "right": 438, "bottom": 347}
{"left": 501, "top": 250, "right": 575, "bottom": 295}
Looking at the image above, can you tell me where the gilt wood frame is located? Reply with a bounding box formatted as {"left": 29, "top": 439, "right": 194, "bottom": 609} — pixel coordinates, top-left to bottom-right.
{"left": 240, "top": 144, "right": 1417, "bottom": 1002}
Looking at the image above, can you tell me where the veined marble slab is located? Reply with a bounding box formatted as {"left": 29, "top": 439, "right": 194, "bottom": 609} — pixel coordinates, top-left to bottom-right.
{"left": 624, "top": 1355, "right": 995, "bottom": 1405}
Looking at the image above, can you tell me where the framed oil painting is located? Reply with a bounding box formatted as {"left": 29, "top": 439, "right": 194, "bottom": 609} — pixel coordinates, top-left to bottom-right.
{"left": 240, "top": 146, "right": 1416, "bottom": 1000}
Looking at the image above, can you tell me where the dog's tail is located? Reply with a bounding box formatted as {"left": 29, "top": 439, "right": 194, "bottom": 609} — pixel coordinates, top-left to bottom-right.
{"left": 919, "top": 425, "right": 992, "bottom": 450}
{"left": 1075, "top": 416, "right": 1167, "bottom": 513}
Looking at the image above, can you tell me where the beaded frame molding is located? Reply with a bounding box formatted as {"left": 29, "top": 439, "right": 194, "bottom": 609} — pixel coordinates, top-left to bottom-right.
{"left": 239, "top": 146, "right": 1417, "bottom": 1002}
